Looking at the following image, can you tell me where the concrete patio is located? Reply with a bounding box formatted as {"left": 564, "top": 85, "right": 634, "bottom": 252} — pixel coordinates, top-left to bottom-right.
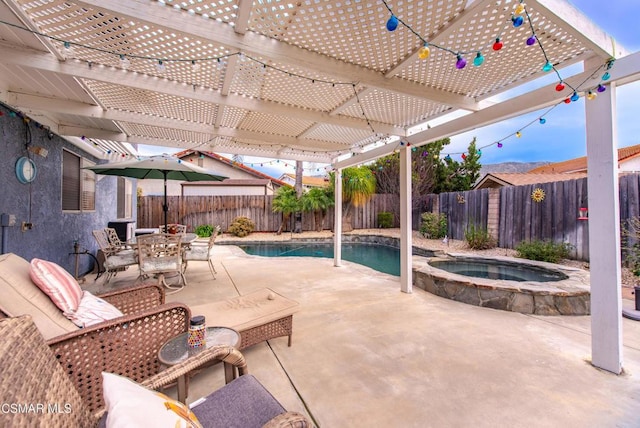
{"left": 87, "top": 241, "right": 640, "bottom": 427}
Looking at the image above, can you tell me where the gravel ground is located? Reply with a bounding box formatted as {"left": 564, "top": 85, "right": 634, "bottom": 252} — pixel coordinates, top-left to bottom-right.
{"left": 217, "top": 228, "right": 637, "bottom": 300}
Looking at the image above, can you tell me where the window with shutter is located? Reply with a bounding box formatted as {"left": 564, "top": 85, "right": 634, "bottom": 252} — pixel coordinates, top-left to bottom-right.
{"left": 62, "top": 150, "right": 96, "bottom": 212}
{"left": 116, "top": 177, "right": 133, "bottom": 218}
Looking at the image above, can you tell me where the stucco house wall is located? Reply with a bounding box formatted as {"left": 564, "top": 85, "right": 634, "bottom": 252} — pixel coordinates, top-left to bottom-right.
{"left": 0, "top": 104, "right": 132, "bottom": 276}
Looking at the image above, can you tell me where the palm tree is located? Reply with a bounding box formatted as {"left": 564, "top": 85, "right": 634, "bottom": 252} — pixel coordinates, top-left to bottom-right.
{"left": 331, "top": 166, "right": 376, "bottom": 232}
{"left": 272, "top": 186, "right": 299, "bottom": 235}
{"left": 300, "top": 187, "right": 334, "bottom": 232}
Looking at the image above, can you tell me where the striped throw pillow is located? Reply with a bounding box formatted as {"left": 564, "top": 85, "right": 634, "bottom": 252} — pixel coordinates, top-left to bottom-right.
{"left": 29, "top": 258, "right": 83, "bottom": 315}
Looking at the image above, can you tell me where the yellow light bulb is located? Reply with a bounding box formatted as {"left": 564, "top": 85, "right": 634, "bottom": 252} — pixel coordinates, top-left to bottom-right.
{"left": 418, "top": 45, "right": 431, "bottom": 60}
{"left": 516, "top": 131, "right": 522, "bottom": 138}
{"left": 587, "top": 91, "right": 597, "bottom": 100}
{"left": 515, "top": 3, "right": 525, "bottom": 14}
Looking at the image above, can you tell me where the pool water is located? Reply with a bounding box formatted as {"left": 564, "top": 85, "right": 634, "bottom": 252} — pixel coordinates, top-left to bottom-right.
{"left": 238, "top": 242, "right": 401, "bottom": 276}
{"left": 429, "top": 259, "right": 569, "bottom": 282}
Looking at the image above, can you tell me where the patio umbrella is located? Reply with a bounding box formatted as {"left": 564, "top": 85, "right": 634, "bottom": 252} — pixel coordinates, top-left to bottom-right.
{"left": 86, "top": 154, "right": 227, "bottom": 229}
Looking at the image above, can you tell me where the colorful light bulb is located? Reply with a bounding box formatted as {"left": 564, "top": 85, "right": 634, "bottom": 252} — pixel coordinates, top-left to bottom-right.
{"left": 461, "top": 153, "right": 467, "bottom": 160}
{"left": 587, "top": 91, "right": 597, "bottom": 100}
{"left": 526, "top": 35, "right": 537, "bottom": 46}
{"left": 456, "top": 54, "right": 467, "bottom": 69}
{"left": 119, "top": 55, "right": 130, "bottom": 69}
{"left": 477, "top": 149, "right": 482, "bottom": 156}
{"left": 497, "top": 142, "right": 503, "bottom": 148}
{"left": 555, "top": 82, "right": 565, "bottom": 92}
{"left": 602, "top": 72, "right": 610, "bottom": 81}
{"left": 542, "top": 61, "right": 553, "bottom": 72}
{"left": 493, "top": 38, "right": 503, "bottom": 51}
{"left": 418, "top": 43, "right": 430, "bottom": 59}
{"left": 564, "top": 98, "right": 571, "bottom": 104}
{"left": 515, "top": 3, "right": 525, "bottom": 15}
{"left": 597, "top": 84, "right": 606, "bottom": 93}
{"left": 473, "top": 52, "right": 484, "bottom": 67}
{"left": 512, "top": 15, "right": 524, "bottom": 27}
{"left": 386, "top": 15, "right": 399, "bottom": 31}
{"left": 539, "top": 118, "right": 546, "bottom": 124}
{"left": 570, "top": 92, "right": 579, "bottom": 102}
{"left": 445, "top": 154, "right": 451, "bottom": 161}
{"left": 516, "top": 131, "right": 522, "bottom": 138}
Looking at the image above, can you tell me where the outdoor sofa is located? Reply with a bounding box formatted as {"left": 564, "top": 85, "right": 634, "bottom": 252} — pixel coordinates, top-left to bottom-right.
{"left": 0, "top": 252, "right": 306, "bottom": 426}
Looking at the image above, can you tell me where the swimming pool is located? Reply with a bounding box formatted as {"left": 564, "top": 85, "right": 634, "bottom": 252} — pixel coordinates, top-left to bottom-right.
{"left": 237, "top": 242, "right": 402, "bottom": 276}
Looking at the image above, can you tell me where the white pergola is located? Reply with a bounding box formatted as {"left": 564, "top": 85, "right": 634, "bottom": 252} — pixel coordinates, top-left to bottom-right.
{"left": 0, "top": 0, "right": 638, "bottom": 374}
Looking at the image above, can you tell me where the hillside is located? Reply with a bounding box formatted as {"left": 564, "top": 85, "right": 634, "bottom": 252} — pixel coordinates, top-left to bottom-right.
{"left": 479, "top": 162, "right": 549, "bottom": 177}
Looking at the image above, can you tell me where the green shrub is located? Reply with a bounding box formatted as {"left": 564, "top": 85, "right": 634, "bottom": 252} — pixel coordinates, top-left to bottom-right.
{"left": 626, "top": 243, "right": 640, "bottom": 276}
{"left": 464, "top": 224, "right": 497, "bottom": 250}
{"left": 515, "top": 240, "right": 573, "bottom": 263}
{"left": 377, "top": 212, "right": 393, "bottom": 228}
{"left": 194, "top": 224, "right": 214, "bottom": 237}
{"left": 419, "top": 212, "right": 447, "bottom": 239}
{"left": 228, "top": 216, "right": 255, "bottom": 237}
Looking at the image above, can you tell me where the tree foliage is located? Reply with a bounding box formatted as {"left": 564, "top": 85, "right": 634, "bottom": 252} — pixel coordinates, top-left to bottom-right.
{"left": 329, "top": 166, "right": 376, "bottom": 231}
{"left": 300, "top": 187, "right": 334, "bottom": 232}
{"left": 272, "top": 186, "right": 299, "bottom": 234}
{"left": 370, "top": 137, "right": 482, "bottom": 196}
{"left": 433, "top": 138, "right": 482, "bottom": 193}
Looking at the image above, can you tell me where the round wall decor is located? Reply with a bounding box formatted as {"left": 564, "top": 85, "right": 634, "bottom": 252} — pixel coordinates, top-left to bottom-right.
{"left": 15, "top": 156, "right": 37, "bottom": 184}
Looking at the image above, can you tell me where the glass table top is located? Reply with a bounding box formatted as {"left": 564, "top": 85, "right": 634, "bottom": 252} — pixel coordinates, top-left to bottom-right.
{"left": 158, "top": 326, "right": 241, "bottom": 366}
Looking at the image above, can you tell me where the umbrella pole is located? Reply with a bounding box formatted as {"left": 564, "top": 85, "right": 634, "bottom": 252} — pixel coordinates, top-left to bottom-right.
{"left": 163, "top": 171, "right": 168, "bottom": 230}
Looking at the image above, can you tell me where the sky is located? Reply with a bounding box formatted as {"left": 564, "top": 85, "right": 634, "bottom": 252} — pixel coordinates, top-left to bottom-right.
{"left": 139, "top": 0, "right": 639, "bottom": 177}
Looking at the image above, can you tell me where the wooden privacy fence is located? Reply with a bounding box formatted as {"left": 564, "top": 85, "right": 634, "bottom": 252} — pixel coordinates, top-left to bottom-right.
{"left": 137, "top": 173, "right": 640, "bottom": 262}
{"left": 137, "top": 194, "right": 401, "bottom": 232}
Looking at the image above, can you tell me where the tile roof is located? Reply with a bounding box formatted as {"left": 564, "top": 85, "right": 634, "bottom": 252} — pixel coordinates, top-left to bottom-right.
{"left": 474, "top": 172, "right": 586, "bottom": 189}
{"left": 527, "top": 144, "right": 640, "bottom": 174}
{"left": 175, "top": 149, "right": 290, "bottom": 187}
{"left": 282, "top": 173, "right": 329, "bottom": 188}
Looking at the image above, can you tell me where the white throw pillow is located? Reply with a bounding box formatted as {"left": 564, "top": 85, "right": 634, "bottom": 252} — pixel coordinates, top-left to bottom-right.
{"left": 102, "top": 372, "right": 202, "bottom": 428}
{"left": 68, "top": 291, "right": 124, "bottom": 328}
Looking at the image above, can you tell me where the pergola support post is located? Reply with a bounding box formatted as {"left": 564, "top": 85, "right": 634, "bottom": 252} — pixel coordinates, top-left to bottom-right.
{"left": 333, "top": 168, "right": 343, "bottom": 267}
{"left": 586, "top": 81, "right": 623, "bottom": 374}
{"left": 399, "top": 146, "right": 412, "bottom": 293}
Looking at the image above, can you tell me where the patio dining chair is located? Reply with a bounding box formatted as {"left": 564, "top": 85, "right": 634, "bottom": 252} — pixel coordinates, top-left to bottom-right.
{"left": 0, "top": 315, "right": 309, "bottom": 427}
{"left": 136, "top": 233, "right": 187, "bottom": 292}
{"left": 183, "top": 225, "right": 221, "bottom": 279}
{"left": 92, "top": 228, "right": 138, "bottom": 283}
{"left": 105, "top": 226, "right": 133, "bottom": 250}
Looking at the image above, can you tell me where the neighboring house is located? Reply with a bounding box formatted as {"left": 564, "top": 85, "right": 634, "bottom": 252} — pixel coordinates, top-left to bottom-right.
{"left": 137, "top": 150, "right": 289, "bottom": 196}
{"left": 474, "top": 172, "right": 586, "bottom": 190}
{"left": 182, "top": 179, "right": 276, "bottom": 196}
{"left": 527, "top": 143, "right": 640, "bottom": 174}
{"left": 0, "top": 104, "right": 134, "bottom": 275}
{"left": 474, "top": 144, "right": 640, "bottom": 190}
{"left": 278, "top": 173, "right": 329, "bottom": 190}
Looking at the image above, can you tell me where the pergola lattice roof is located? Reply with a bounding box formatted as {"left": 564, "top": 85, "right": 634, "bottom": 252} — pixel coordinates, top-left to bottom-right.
{"left": 0, "top": 0, "right": 628, "bottom": 164}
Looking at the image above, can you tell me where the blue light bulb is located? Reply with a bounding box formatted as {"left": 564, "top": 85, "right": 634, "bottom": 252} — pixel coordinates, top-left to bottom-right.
{"left": 602, "top": 72, "right": 610, "bottom": 81}
{"left": 570, "top": 92, "right": 579, "bottom": 102}
{"left": 542, "top": 62, "right": 553, "bottom": 72}
{"left": 512, "top": 15, "right": 524, "bottom": 27}
{"left": 386, "top": 15, "right": 399, "bottom": 31}
{"left": 539, "top": 118, "right": 546, "bottom": 124}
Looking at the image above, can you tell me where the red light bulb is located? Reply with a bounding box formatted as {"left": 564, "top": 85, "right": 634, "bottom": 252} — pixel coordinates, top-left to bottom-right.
{"left": 555, "top": 82, "right": 565, "bottom": 92}
{"left": 492, "top": 38, "right": 503, "bottom": 51}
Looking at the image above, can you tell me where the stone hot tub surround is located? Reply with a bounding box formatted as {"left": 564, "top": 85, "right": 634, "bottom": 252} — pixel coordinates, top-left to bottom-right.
{"left": 413, "top": 253, "right": 591, "bottom": 316}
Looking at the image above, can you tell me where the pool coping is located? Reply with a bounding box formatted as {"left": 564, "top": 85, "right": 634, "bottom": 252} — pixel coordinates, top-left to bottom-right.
{"left": 412, "top": 253, "right": 591, "bottom": 316}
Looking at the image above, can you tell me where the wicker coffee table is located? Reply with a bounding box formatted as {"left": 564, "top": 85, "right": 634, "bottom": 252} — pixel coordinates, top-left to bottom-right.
{"left": 158, "top": 326, "right": 240, "bottom": 402}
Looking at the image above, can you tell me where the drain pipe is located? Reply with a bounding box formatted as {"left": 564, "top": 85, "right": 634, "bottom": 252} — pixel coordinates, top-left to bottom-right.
{"left": 0, "top": 213, "right": 16, "bottom": 254}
